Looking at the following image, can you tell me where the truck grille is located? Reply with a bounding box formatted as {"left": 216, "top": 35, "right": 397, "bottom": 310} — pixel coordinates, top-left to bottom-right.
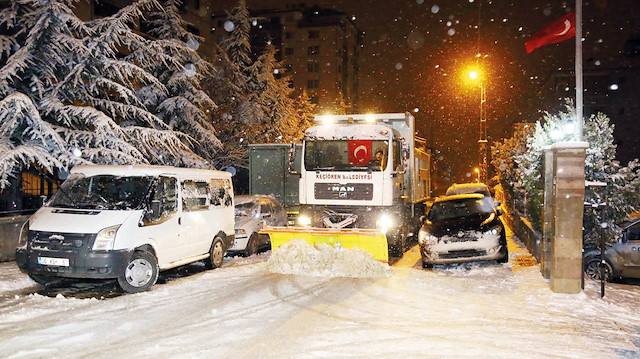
{"left": 314, "top": 183, "right": 373, "bottom": 200}
{"left": 30, "top": 231, "right": 95, "bottom": 253}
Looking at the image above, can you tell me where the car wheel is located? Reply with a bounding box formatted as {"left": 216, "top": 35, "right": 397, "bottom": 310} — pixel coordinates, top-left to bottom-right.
{"left": 422, "top": 260, "right": 433, "bottom": 269}
{"left": 497, "top": 246, "right": 509, "bottom": 263}
{"left": 205, "top": 237, "right": 225, "bottom": 269}
{"left": 245, "top": 233, "right": 259, "bottom": 256}
{"left": 28, "top": 273, "right": 65, "bottom": 287}
{"left": 584, "top": 257, "right": 613, "bottom": 282}
{"left": 117, "top": 251, "right": 158, "bottom": 293}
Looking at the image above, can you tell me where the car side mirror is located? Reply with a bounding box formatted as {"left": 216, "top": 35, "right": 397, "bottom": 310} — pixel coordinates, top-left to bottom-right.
{"left": 496, "top": 208, "right": 504, "bottom": 216}
{"left": 494, "top": 201, "right": 501, "bottom": 208}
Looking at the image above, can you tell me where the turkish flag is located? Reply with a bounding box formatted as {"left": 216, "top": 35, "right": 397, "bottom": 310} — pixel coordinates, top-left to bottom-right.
{"left": 525, "top": 10, "right": 576, "bottom": 54}
{"left": 348, "top": 140, "right": 372, "bottom": 165}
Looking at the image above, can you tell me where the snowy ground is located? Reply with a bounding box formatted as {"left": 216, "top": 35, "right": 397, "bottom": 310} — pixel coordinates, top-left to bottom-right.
{"left": 1, "top": 227, "right": 640, "bottom": 359}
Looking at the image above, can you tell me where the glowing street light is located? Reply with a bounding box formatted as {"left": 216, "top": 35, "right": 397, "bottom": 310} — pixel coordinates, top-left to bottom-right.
{"left": 465, "top": 66, "right": 488, "bottom": 183}
{"left": 474, "top": 167, "right": 480, "bottom": 183}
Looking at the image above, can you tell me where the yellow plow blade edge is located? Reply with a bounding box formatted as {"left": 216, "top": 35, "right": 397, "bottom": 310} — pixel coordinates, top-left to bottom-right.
{"left": 260, "top": 226, "right": 389, "bottom": 263}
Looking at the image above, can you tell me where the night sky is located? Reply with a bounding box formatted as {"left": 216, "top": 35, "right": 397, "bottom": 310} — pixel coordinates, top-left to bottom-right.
{"left": 213, "top": 0, "right": 639, "bottom": 190}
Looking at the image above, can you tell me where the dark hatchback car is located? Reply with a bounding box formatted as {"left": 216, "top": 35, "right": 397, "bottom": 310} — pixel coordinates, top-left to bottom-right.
{"left": 418, "top": 194, "right": 508, "bottom": 268}
{"left": 583, "top": 217, "right": 640, "bottom": 281}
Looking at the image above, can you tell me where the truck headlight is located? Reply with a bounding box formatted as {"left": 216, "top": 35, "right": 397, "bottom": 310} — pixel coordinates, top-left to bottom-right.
{"left": 93, "top": 225, "right": 120, "bottom": 251}
{"left": 17, "top": 221, "right": 29, "bottom": 249}
{"left": 376, "top": 214, "right": 394, "bottom": 234}
{"left": 298, "top": 215, "right": 311, "bottom": 226}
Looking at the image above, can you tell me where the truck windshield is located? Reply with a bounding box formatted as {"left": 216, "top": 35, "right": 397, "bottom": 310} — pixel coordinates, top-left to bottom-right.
{"left": 48, "top": 174, "right": 153, "bottom": 210}
{"left": 304, "top": 140, "right": 389, "bottom": 171}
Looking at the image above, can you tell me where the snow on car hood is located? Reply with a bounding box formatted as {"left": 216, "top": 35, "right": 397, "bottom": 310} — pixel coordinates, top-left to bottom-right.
{"left": 425, "top": 215, "right": 498, "bottom": 237}
{"left": 28, "top": 207, "right": 139, "bottom": 234}
{"left": 266, "top": 239, "right": 391, "bottom": 278}
{"left": 430, "top": 231, "right": 501, "bottom": 252}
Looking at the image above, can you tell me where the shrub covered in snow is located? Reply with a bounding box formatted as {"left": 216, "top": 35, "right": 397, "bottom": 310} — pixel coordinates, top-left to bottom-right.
{"left": 492, "top": 102, "right": 640, "bottom": 246}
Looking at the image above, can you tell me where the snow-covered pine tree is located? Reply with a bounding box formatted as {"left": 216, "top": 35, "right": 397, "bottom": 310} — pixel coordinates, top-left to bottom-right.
{"left": 0, "top": 0, "right": 197, "bottom": 187}
{"left": 132, "top": 0, "right": 222, "bottom": 168}
{"left": 286, "top": 89, "right": 316, "bottom": 143}
{"left": 250, "top": 44, "right": 294, "bottom": 143}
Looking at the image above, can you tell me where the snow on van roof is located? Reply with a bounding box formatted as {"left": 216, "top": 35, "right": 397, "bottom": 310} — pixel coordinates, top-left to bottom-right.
{"left": 305, "top": 124, "right": 394, "bottom": 140}
{"left": 70, "top": 164, "right": 230, "bottom": 178}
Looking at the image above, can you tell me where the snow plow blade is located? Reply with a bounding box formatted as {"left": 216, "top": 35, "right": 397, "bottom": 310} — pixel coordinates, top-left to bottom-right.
{"left": 261, "top": 226, "right": 389, "bottom": 263}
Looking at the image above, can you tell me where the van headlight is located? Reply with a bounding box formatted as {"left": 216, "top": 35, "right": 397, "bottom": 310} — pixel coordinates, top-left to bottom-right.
{"left": 93, "top": 225, "right": 120, "bottom": 250}
{"left": 17, "top": 221, "right": 29, "bottom": 249}
{"left": 376, "top": 214, "right": 395, "bottom": 234}
{"left": 298, "top": 215, "right": 311, "bottom": 226}
{"left": 235, "top": 228, "right": 246, "bottom": 236}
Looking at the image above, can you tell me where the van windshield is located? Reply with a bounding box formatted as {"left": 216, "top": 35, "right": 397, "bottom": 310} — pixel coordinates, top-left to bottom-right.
{"left": 49, "top": 174, "right": 153, "bottom": 210}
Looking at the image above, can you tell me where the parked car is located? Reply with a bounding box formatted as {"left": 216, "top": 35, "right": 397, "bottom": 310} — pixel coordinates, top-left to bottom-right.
{"left": 583, "top": 217, "right": 640, "bottom": 281}
{"left": 230, "top": 195, "right": 287, "bottom": 255}
{"left": 418, "top": 194, "right": 508, "bottom": 268}
{"left": 15, "top": 165, "right": 235, "bottom": 293}
{"left": 445, "top": 183, "right": 492, "bottom": 197}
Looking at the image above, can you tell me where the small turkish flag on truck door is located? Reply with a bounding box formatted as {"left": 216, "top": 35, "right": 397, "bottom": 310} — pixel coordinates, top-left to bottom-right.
{"left": 348, "top": 140, "right": 372, "bottom": 165}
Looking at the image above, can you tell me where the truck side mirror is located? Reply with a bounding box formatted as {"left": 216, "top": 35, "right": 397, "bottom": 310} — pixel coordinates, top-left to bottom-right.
{"left": 288, "top": 143, "right": 301, "bottom": 176}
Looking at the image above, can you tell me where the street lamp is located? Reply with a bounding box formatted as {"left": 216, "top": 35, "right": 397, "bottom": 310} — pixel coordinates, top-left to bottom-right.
{"left": 467, "top": 67, "right": 488, "bottom": 183}
{"left": 474, "top": 167, "right": 480, "bottom": 183}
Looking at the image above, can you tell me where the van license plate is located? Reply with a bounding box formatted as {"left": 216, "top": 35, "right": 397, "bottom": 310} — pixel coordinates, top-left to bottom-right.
{"left": 38, "top": 257, "right": 69, "bottom": 267}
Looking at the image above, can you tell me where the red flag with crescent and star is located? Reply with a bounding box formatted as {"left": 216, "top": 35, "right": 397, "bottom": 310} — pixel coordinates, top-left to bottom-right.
{"left": 525, "top": 10, "right": 576, "bottom": 54}
{"left": 348, "top": 140, "right": 372, "bottom": 165}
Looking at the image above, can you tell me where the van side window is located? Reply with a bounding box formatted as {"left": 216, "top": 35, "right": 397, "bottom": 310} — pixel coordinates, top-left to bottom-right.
{"left": 182, "top": 180, "right": 209, "bottom": 211}
{"left": 210, "top": 179, "right": 233, "bottom": 207}
{"left": 142, "top": 176, "right": 177, "bottom": 226}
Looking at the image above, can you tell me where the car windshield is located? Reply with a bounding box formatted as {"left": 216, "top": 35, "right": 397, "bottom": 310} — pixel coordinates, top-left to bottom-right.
{"left": 48, "top": 174, "right": 153, "bottom": 210}
{"left": 429, "top": 197, "right": 495, "bottom": 221}
{"left": 304, "top": 140, "right": 389, "bottom": 171}
{"left": 235, "top": 201, "right": 258, "bottom": 217}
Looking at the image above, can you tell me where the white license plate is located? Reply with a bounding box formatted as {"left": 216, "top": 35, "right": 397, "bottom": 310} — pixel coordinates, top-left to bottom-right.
{"left": 38, "top": 257, "right": 70, "bottom": 267}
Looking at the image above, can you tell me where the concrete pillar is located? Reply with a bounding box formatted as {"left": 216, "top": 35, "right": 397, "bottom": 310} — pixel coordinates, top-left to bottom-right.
{"left": 541, "top": 148, "right": 554, "bottom": 279}
{"left": 544, "top": 142, "right": 588, "bottom": 294}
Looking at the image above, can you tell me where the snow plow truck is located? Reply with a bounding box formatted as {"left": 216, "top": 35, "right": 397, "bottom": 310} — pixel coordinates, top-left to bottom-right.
{"left": 261, "top": 112, "right": 431, "bottom": 262}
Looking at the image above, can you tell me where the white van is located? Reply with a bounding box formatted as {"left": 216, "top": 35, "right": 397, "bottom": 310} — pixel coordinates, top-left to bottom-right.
{"left": 15, "top": 165, "right": 235, "bottom": 293}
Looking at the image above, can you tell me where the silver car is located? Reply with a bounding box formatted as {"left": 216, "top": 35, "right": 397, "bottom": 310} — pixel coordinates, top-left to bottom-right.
{"left": 229, "top": 195, "right": 287, "bottom": 255}
{"left": 584, "top": 217, "right": 640, "bottom": 281}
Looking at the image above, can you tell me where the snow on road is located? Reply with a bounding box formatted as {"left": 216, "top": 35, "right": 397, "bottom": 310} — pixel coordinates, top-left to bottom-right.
{"left": 1, "top": 229, "right": 640, "bottom": 359}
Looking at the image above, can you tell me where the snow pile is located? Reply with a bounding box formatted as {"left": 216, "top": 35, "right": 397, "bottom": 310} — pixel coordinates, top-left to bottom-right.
{"left": 265, "top": 239, "right": 391, "bottom": 278}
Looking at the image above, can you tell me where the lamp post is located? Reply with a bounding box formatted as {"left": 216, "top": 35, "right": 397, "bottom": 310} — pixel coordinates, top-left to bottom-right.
{"left": 474, "top": 167, "right": 480, "bottom": 183}
{"left": 468, "top": 69, "right": 488, "bottom": 183}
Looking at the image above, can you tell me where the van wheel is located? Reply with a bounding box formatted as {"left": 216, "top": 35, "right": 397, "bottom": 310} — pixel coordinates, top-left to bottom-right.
{"left": 117, "top": 251, "right": 158, "bottom": 293}
{"left": 205, "top": 237, "right": 225, "bottom": 269}
{"left": 245, "top": 233, "right": 259, "bottom": 256}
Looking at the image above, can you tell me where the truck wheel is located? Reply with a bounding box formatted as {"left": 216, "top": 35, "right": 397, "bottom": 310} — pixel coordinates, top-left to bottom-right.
{"left": 117, "top": 251, "right": 158, "bottom": 293}
{"left": 28, "top": 273, "right": 64, "bottom": 287}
{"left": 205, "top": 237, "right": 225, "bottom": 269}
{"left": 389, "top": 233, "right": 406, "bottom": 257}
{"left": 245, "top": 233, "right": 259, "bottom": 256}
